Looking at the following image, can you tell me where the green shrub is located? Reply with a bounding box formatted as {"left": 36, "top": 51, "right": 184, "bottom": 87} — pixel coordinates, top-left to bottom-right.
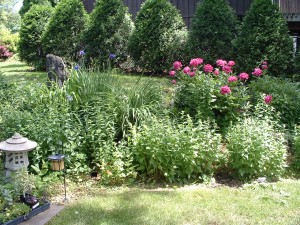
{"left": 83, "top": 0, "right": 133, "bottom": 68}
{"left": 19, "top": 4, "right": 53, "bottom": 70}
{"left": 19, "top": 0, "right": 56, "bottom": 17}
{"left": 130, "top": 114, "right": 222, "bottom": 182}
{"left": 293, "top": 125, "right": 300, "bottom": 169}
{"left": 128, "top": 0, "right": 187, "bottom": 73}
{"left": 0, "top": 27, "right": 19, "bottom": 53}
{"left": 41, "top": 0, "right": 87, "bottom": 62}
{"left": 226, "top": 104, "right": 287, "bottom": 180}
{"left": 248, "top": 75, "right": 300, "bottom": 130}
{"left": 186, "top": 0, "right": 238, "bottom": 64}
{"left": 233, "top": 0, "right": 293, "bottom": 76}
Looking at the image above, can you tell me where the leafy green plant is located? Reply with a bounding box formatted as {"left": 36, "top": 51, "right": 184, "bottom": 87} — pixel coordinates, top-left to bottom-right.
{"left": 248, "top": 75, "right": 300, "bottom": 130}
{"left": 128, "top": 0, "right": 187, "bottom": 73}
{"left": 233, "top": 0, "right": 293, "bottom": 76}
{"left": 19, "top": 4, "right": 53, "bottom": 70}
{"left": 186, "top": 0, "right": 238, "bottom": 63}
{"left": 226, "top": 103, "right": 287, "bottom": 180}
{"left": 130, "top": 114, "right": 222, "bottom": 182}
{"left": 82, "top": 0, "right": 133, "bottom": 68}
{"left": 41, "top": 0, "right": 87, "bottom": 62}
{"left": 293, "top": 125, "right": 300, "bottom": 170}
{"left": 0, "top": 27, "right": 19, "bottom": 53}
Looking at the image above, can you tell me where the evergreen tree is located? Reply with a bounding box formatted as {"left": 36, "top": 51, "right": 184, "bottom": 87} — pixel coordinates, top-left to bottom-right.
{"left": 233, "top": 0, "right": 293, "bottom": 76}
{"left": 128, "top": 0, "right": 187, "bottom": 73}
{"left": 19, "top": 4, "right": 53, "bottom": 70}
{"left": 19, "top": 0, "right": 57, "bottom": 17}
{"left": 41, "top": 0, "right": 87, "bottom": 62}
{"left": 83, "top": 0, "right": 133, "bottom": 68}
{"left": 186, "top": 0, "right": 238, "bottom": 64}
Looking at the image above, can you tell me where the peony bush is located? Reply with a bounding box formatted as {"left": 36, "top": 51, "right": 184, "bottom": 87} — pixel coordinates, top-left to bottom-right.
{"left": 170, "top": 57, "right": 269, "bottom": 133}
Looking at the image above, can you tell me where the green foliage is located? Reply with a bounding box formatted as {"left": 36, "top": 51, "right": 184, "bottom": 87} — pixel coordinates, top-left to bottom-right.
{"left": 0, "top": 27, "right": 19, "bottom": 53}
{"left": 0, "top": 0, "right": 21, "bottom": 33}
{"left": 226, "top": 103, "right": 287, "bottom": 180}
{"left": 128, "top": 0, "right": 187, "bottom": 73}
{"left": 41, "top": 0, "right": 87, "bottom": 62}
{"left": 19, "top": 4, "right": 53, "bottom": 70}
{"left": 186, "top": 0, "right": 238, "bottom": 63}
{"left": 83, "top": 0, "right": 133, "bottom": 68}
{"left": 130, "top": 114, "right": 222, "bottom": 182}
{"left": 248, "top": 75, "right": 300, "bottom": 130}
{"left": 19, "top": 0, "right": 56, "bottom": 17}
{"left": 233, "top": 0, "right": 293, "bottom": 76}
{"left": 293, "top": 125, "right": 300, "bottom": 170}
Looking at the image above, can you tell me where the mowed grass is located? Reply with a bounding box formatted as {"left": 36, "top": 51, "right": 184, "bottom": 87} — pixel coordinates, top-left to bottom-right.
{"left": 48, "top": 179, "right": 300, "bottom": 225}
{"left": 0, "top": 60, "right": 172, "bottom": 88}
{"left": 0, "top": 60, "right": 46, "bottom": 84}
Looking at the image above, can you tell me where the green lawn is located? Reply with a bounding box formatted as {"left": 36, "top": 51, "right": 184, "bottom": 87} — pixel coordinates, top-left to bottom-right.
{"left": 48, "top": 180, "right": 300, "bottom": 225}
{"left": 0, "top": 60, "right": 46, "bottom": 84}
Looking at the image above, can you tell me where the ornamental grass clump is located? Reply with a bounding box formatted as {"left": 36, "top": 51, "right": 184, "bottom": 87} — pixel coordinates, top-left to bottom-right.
{"left": 226, "top": 103, "right": 287, "bottom": 180}
{"left": 130, "top": 114, "right": 222, "bottom": 182}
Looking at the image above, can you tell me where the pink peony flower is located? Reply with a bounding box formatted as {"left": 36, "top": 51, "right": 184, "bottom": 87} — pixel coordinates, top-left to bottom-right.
{"left": 183, "top": 66, "right": 191, "bottom": 74}
{"left": 216, "top": 59, "right": 227, "bottom": 67}
{"left": 173, "top": 61, "right": 182, "bottom": 70}
{"left": 228, "top": 76, "right": 238, "bottom": 82}
{"left": 265, "top": 95, "right": 272, "bottom": 104}
{"left": 190, "top": 58, "right": 203, "bottom": 67}
{"left": 214, "top": 69, "right": 220, "bottom": 76}
{"left": 252, "top": 68, "right": 263, "bottom": 76}
{"left": 227, "top": 60, "right": 235, "bottom": 67}
{"left": 239, "top": 72, "right": 249, "bottom": 81}
{"left": 262, "top": 64, "right": 268, "bottom": 70}
{"left": 263, "top": 61, "right": 268, "bottom": 65}
{"left": 169, "top": 70, "right": 176, "bottom": 76}
{"left": 171, "top": 79, "right": 177, "bottom": 84}
{"left": 203, "top": 64, "right": 214, "bottom": 73}
{"left": 220, "top": 85, "right": 231, "bottom": 95}
{"left": 188, "top": 71, "right": 195, "bottom": 77}
{"left": 222, "top": 65, "right": 233, "bottom": 74}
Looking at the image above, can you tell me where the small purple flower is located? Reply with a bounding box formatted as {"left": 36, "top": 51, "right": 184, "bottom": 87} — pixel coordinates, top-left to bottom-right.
{"left": 74, "top": 65, "right": 80, "bottom": 70}
{"left": 79, "top": 50, "right": 85, "bottom": 56}
{"left": 109, "top": 53, "right": 116, "bottom": 59}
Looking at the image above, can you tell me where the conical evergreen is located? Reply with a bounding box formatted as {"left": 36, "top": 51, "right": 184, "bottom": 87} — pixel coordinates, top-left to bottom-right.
{"left": 233, "top": 0, "right": 293, "bottom": 76}
{"left": 186, "top": 0, "right": 238, "bottom": 64}
{"left": 128, "top": 0, "right": 187, "bottom": 73}
{"left": 83, "top": 0, "right": 133, "bottom": 68}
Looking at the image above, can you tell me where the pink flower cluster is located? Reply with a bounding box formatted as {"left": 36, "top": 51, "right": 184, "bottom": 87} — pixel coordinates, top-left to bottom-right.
{"left": 265, "top": 95, "right": 272, "bottom": 104}
{"left": 0, "top": 45, "right": 13, "bottom": 59}
{"left": 220, "top": 85, "right": 231, "bottom": 95}
{"left": 216, "top": 59, "right": 235, "bottom": 74}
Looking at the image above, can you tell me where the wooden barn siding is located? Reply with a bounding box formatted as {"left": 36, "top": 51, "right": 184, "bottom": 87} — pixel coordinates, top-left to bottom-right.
{"left": 280, "top": 0, "right": 300, "bottom": 14}
{"left": 82, "top": 0, "right": 300, "bottom": 26}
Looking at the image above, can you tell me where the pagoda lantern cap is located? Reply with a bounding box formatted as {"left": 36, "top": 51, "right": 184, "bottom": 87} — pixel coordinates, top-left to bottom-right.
{"left": 0, "top": 133, "right": 37, "bottom": 152}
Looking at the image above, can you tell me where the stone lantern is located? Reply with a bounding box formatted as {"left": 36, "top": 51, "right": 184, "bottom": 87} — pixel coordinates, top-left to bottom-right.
{"left": 0, "top": 133, "right": 37, "bottom": 176}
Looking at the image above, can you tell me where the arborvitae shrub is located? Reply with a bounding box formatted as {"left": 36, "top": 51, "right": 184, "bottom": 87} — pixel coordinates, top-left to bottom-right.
{"left": 41, "top": 0, "right": 87, "bottom": 62}
{"left": 19, "top": 0, "right": 53, "bottom": 17}
{"left": 128, "top": 0, "right": 187, "bottom": 73}
{"left": 233, "top": 0, "right": 293, "bottom": 76}
{"left": 186, "top": 0, "right": 238, "bottom": 64}
{"left": 19, "top": 5, "right": 53, "bottom": 70}
{"left": 83, "top": 0, "right": 133, "bottom": 68}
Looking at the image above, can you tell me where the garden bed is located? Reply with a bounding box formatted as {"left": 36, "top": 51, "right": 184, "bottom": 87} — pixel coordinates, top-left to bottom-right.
{"left": 3, "top": 201, "right": 50, "bottom": 225}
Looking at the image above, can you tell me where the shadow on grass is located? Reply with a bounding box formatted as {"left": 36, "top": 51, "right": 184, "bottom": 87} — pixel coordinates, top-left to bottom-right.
{"left": 0, "top": 64, "right": 29, "bottom": 70}
{"left": 50, "top": 190, "right": 177, "bottom": 225}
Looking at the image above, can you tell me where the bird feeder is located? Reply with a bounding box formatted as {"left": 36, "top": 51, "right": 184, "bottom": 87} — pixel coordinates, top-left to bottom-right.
{"left": 48, "top": 154, "right": 65, "bottom": 171}
{"left": 0, "top": 133, "right": 37, "bottom": 176}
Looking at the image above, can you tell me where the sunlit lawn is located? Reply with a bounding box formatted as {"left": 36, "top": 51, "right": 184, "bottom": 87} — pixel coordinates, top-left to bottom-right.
{"left": 48, "top": 179, "right": 300, "bottom": 225}
{"left": 0, "top": 60, "right": 172, "bottom": 88}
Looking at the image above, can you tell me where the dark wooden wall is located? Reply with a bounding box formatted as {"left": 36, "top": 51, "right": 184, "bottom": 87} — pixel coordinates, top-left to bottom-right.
{"left": 83, "top": 0, "right": 252, "bottom": 27}
{"left": 82, "top": 0, "right": 300, "bottom": 30}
